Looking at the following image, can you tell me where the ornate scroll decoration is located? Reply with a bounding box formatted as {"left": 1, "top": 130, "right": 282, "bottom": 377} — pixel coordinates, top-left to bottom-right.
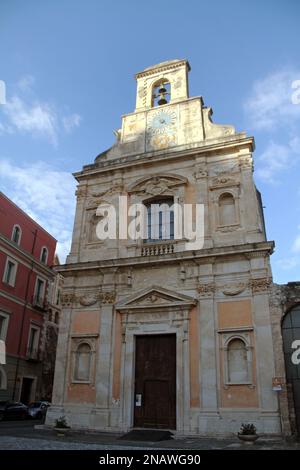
{"left": 129, "top": 175, "right": 187, "bottom": 196}
{"left": 209, "top": 176, "right": 239, "bottom": 189}
{"left": 91, "top": 182, "right": 124, "bottom": 199}
{"left": 250, "top": 277, "right": 272, "bottom": 294}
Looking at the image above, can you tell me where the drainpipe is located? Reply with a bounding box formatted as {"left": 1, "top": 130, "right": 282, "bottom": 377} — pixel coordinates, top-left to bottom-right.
{"left": 12, "top": 229, "right": 37, "bottom": 401}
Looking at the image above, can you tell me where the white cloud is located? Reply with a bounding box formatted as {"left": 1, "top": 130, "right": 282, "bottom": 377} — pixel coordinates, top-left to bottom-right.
{"left": 4, "top": 96, "right": 58, "bottom": 145}
{"left": 276, "top": 257, "right": 299, "bottom": 271}
{"left": 0, "top": 75, "right": 81, "bottom": 145}
{"left": 0, "top": 159, "right": 76, "bottom": 262}
{"left": 245, "top": 68, "right": 300, "bottom": 183}
{"left": 245, "top": 68, "right": 300, "bottom": 131}
{"left": 17, "top": 75, "right": 35, "bottom": 93}
{"left": 256, "top": 137, "right": 300, "bottom": 183}
{"left": 62, "top": 113, "right": 81, "bottom": 133}
{"left": 292, "top": 234, "right": 300, "bottom": 253}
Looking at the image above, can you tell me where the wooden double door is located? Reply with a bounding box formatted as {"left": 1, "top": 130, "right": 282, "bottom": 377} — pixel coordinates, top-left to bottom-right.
{"left": 134, "top": 334, "right": 176, "bottom": 429}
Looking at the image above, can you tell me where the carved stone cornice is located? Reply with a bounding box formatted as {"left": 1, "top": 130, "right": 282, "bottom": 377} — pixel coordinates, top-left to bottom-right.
{"left": 245, "top": 251, "right": 269, "bottom": 260}
{"left": 135, "top": 60, "right": 190, "bottom": 79}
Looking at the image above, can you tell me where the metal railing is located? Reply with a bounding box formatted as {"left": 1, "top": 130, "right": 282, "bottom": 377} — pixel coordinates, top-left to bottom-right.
{"left": 26, "top": 347, "right": 40, "bottom": 361}
{"left": 32, "top": 295, "right": 47, "bottom": 310}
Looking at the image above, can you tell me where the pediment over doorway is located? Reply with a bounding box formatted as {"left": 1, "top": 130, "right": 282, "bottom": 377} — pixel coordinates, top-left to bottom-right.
{"left": 115, "top": 285, "right": 197, "bottom": 311}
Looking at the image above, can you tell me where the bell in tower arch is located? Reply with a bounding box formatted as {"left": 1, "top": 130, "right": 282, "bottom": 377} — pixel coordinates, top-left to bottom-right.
{"left": 153, "top": 80, "right": 171, "bottom": 107}
{"left": 157, "top": 85, "right": 168, "bottom": 106}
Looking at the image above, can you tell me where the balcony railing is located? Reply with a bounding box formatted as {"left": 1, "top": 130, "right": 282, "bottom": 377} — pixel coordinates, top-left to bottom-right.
{"left": 26, "top": 347, "right": 41, "bottom": 361}
{"left": 32, "top": 295, "right": 47, "bottom": 310}
{"left": 141, "top": 242, "right": 175, "bottom": 256}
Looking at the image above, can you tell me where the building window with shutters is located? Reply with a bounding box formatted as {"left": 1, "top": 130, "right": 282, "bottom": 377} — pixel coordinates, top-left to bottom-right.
{"left": 3, "top": 257, "right": 18, "bottom": 287}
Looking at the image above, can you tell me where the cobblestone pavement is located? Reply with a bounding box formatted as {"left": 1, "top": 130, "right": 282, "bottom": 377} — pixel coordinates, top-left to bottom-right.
{"left": 0, "top": 436, "right": 156, "bottom": 450}
{"left": 0, "top": 420, "right": 299, "bottom": 450}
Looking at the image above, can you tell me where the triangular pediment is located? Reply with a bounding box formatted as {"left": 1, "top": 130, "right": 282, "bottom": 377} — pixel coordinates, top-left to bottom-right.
{"left": 116, "top": 285, "right": 196, "bottom": 311}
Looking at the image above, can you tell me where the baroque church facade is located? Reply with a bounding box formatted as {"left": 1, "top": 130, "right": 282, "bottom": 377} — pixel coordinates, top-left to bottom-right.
{"left": 47, "top": 60, "right": 284, "bottom": 435}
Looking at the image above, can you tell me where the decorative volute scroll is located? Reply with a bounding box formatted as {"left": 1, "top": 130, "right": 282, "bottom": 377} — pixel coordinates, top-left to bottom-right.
{"left": 128, "top": 173, "right": 187, "bottom": 196}
{"left": 202, "top": 107, "right": 235, "bottom": 139}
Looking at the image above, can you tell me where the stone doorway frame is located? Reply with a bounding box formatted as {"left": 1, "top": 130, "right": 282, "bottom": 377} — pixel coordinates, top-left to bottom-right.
{"left": 115, "top": 285, "right": 197, "bottom": 434}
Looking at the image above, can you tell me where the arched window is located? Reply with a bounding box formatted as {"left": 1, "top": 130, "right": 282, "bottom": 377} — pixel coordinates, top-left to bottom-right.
{"left": 0, "top": 365, "right": 7, "bottom": 390}
{"left": 152, "top": 79, "right": 171, "bottom": 107}
{"left": 218, "top": 193, "right": 236, "bottom": 226}
{"left": 11, "top": 225, "right": 21, "bottom": 245}
{"left": 40, "top": 247, "right": 48, "bottom": 264}
{"left": 74, "top": 342, "right": 92, "bottom": 382}
{"left": 145, "top": 197, "right": 174, "bottom": 242}
{"left": 227, "top": 338, "right": 249, "bottom": 383}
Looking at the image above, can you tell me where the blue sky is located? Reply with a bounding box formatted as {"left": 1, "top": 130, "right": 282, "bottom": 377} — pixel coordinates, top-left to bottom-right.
{"left": 0, "top": 0, "right": 299, "bottom": 283}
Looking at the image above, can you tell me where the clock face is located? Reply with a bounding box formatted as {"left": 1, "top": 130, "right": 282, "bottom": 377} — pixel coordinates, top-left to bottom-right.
{"left": 147, "top": 109, "right": 177, "bottom": 150}
{"left": 148, "top": 110, "right": 177, "bottom": 135}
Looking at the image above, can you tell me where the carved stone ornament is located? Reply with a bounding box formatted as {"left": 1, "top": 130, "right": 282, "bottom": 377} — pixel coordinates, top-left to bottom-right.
{"left": 210, "top": 176, "right": 239, "bottom": 189}
{"left": 79, "top": 294, "right": 98, "bottom": 307}
{"left": 221, "top": 282, "right": 247, "bottom": 296}
{"left": 61, "top": 293, "right": 76, "bottom": 307}
{"left": 87, "top": 182, "right": 124, "bottom": 206}
{"left": 198, "top": 283, "right": 215, "bottom": 297}
{"left": 129, "top": 174, "right": 187, "bottom": 196}
{"left": 194, "top": 165, "right": 208, "bottom": 179}
{"left": 250, "top": 277, "right": 272, "bottom": 294}
{"left": 239, "top": 156, "right": 253, "bottom": 170}
{"left": 209, "top": 162, "right": 239, "bottom": 177}
{"left": 75, "top": 186, "right": 88, "bottom": 199}
{"left": 99, "top": 291, "right": 116, "bottom": 304}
